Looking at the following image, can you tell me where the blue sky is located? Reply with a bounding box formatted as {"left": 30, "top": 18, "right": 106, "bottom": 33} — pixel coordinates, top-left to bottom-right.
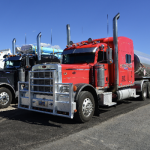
{"left": 0, "top": 0, "right": 150, "bottom": 54}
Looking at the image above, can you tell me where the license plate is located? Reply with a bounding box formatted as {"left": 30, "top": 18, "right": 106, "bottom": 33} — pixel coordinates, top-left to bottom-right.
{"left": 39, "top": 101, "right": 46, "bottom": 106}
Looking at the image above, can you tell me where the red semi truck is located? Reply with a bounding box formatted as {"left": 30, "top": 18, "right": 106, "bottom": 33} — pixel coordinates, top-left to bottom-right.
{"left": 18, "top": 13, "right": 150, "bottom": 122}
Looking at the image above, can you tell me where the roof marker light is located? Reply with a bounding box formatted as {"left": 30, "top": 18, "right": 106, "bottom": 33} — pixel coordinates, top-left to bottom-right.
{"left": 69, "top": 41, "right": 73, "bottom": 45}
{"left": 88, "top": 38, "right": 93, "bottom": 43}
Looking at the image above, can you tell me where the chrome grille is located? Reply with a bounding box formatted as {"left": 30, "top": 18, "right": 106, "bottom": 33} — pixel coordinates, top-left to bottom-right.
{"left": 33, "top": 70, "right": 54, "bottom": 93}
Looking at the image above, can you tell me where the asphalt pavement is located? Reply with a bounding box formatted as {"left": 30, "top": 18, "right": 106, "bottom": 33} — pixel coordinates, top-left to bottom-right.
{"left": 32, "top": 103, "right": 150, "bottom": 150}
{"left": 0, "top": 98, "right": 150, "bottom": 150}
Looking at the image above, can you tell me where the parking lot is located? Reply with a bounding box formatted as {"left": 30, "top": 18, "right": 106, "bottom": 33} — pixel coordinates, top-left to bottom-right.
{"left": 0, "top": 98, "right": 150, "bottom": 150}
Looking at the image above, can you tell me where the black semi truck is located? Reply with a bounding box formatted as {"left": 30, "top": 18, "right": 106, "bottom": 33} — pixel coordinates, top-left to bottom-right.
{"left": 0, "top": 33, "right": 60, "bottom": 108}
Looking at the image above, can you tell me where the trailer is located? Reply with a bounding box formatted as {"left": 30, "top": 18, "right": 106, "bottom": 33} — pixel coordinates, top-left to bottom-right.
{"left": 20, "top": 44, "right": 63, "bottom": 59}
{"left": 18, "top": 13, "right": 150, "bottom": 122}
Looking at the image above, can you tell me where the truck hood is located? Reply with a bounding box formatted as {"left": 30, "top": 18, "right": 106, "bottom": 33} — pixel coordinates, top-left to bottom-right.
{"left": 61, "top": 64, "right": 91, "bottom": 84}
{"left": 32, "top": 63, "right": 93, "bottom": 85}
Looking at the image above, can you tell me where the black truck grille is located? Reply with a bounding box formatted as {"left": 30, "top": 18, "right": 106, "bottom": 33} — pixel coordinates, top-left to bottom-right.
{"left": 33, "top": 70, "right": 54, "bottom": 93}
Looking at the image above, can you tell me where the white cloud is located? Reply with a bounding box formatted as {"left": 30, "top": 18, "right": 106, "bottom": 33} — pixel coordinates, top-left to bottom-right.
{"left": 22, "top": 42, "right": 61, "bottom": 49}
{"left": 40, "top": 43, "right": 61, "bottom": 49}
{"left": 51, "top": 45, "right": 61, "bottom": 49}
{"left": 41, "top": 43, "right": 51, "bottom": 47}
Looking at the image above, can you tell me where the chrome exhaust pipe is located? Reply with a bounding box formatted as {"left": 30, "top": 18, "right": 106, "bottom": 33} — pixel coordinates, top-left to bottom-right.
{"left": 12, "top": 38, "right": 16, "bottom": 55}
{"left": 37, "top": 32, "right": 42, "bottom": 61}
{"left": 113, "top": 13, "right": 120, "bottom": 92}
{"left": 66, "top": 24, "right": 71, "bottom": 45}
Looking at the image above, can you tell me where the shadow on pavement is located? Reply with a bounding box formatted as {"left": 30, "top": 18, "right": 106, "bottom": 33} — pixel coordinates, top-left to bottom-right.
{"left": 0, "top": 108, "right": 79, "bottom": 127}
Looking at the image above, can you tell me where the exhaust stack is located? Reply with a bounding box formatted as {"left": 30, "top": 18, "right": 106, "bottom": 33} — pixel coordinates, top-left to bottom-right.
{"left": 113, "top": 13, "right": 120, "bottom": 92}
{"left": 66, "top": 24, "right": 71, "bottom": 45}
{"left": 37, "top": 32, "right": 42, "bottom": 61}
{"left": 12, "top": 38, "right": 16, "bottom": 55}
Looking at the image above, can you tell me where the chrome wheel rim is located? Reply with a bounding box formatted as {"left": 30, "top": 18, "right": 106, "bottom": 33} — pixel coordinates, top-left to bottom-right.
{"left": 143, "top": 88, "right": 147, "bottom": 98}
{"left": 82, "top": 98, "right": 93, "bottom": 118}
{"left": 0, "top": 92, "right": 9, "bottom": 105}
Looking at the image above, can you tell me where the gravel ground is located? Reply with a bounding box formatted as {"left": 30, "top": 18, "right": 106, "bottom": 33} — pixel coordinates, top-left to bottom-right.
{"left": 0, "top": 104, "right": 17, "bottom": 112}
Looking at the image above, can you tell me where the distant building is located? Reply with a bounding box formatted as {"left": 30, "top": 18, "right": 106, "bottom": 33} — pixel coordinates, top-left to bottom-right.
{"left": 0, "top": 49, "right": 11, "bottom": 68}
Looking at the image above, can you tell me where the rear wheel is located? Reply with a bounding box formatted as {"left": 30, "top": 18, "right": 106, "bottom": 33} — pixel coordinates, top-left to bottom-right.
{"left": 140, "top": 82, "right": 147, "bottom": 101}
{"left": 147, "top": 82, "right": 150, "bottom": 98}
{"left": 0, "top": 88, "right": 12, "bottom": 108}
{"left": 75, "top": 91, "right": 95, "bottom": 123}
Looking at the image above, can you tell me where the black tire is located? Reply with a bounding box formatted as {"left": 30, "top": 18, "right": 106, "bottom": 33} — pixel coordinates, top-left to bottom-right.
{"left": 140, "top": 82, "right": 147, "bottom": 101}
{"left": 147, "top": 82, "right": 150, "bottom": 98}
{"left": 0, "top": 87, "right": 12, "bottom": 108}
{"left": 74, "top": 91, "right": 95, "bottom": 123}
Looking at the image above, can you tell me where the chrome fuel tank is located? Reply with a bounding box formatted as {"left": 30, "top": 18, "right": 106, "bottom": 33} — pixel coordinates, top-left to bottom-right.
{"left": 134, "top": 50, "right": 150, "bottom": 78}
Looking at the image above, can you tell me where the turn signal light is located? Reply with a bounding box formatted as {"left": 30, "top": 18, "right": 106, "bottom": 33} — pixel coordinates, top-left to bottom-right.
{"left": 42, "top": 66, "right": 46, "bottom": 68}
{"left": 74, "top": 109, "right": 77, "bottom": 113}
{"left": 73, "top": 85, "right": 77, "bottom": 91}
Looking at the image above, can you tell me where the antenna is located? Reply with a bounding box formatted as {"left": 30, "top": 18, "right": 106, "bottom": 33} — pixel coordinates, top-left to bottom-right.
{"left": 51, "top": 29, "right": 52, "bottom": 46}
{"left": 25, "top": 33, "right": 26, "bottom": 45}
{"left": 82, "top": 27, "right": 83, "bottom": 41}
{"left": 107, "top": 14, "right": 109, "bottom": 48}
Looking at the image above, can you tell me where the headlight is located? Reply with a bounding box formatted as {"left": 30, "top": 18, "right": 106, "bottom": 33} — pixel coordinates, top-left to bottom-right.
{"left": 60, "top": 86, "right": 69, "bottom": 93}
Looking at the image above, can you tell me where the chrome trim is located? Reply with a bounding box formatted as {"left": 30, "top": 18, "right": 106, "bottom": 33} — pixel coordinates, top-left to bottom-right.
{"left": 18, "top": 70, "right": 76, "bottom": 119}
{"left": 32, "top": 64, "right": 62, "bottom": 83}
{"left": 65, "top": 69, "right": 90, "bottom": 70}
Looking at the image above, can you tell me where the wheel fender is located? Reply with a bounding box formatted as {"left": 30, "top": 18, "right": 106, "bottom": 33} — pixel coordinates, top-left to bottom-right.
{"left": 0, "top": 83, "right": 16, "bottom": 97}
{"left": 134, "top": 80, "right": 148, "bottom": 92}
{"left": 74, "top": 84, "right": 96, "bottom": 100}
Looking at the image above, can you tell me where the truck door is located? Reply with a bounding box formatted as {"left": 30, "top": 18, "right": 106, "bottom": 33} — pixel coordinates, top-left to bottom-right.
{"left": 95, "top": 51, "right": 109, "bottom": 88}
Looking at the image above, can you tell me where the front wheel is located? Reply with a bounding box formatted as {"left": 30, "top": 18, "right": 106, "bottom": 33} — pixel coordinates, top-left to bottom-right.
{"left": 75, "top": 91, "right": 95, "bottom": 123}
{"left": 0, "top": 88, "right": 12, "bottom": 108}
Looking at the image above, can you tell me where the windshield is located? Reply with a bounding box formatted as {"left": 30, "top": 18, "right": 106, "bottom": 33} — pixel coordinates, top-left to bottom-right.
{"left": 62, "top": 53, "right": 95, "bottom": 64}
{"left": 4, "top": 60, "right": 21, "bottom": 69}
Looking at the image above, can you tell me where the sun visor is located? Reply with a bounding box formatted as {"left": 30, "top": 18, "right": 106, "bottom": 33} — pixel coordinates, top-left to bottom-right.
{"left": 4, "top": 56, "right": 22, "bottom": 61}
{"left": 62, "top": 47, "right": 97, "bottom": 55}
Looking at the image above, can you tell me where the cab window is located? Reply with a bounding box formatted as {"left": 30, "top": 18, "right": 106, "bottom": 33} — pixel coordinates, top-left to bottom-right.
{"left": 97, "top": 51, "right": 106, "bottom": 62}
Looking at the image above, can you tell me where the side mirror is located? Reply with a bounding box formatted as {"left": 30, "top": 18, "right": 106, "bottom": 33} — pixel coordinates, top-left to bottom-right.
{"left": 26, "top": 54, "right": 30, "bottom": 68}
{"left": 106, "top": 47, "right": 113, "bottom": 64}
{"left": 21, "top": 58, "right": 26, "bottom": 67}
{"left": 60, "top": 55, "right": 63, "bottom": 64}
